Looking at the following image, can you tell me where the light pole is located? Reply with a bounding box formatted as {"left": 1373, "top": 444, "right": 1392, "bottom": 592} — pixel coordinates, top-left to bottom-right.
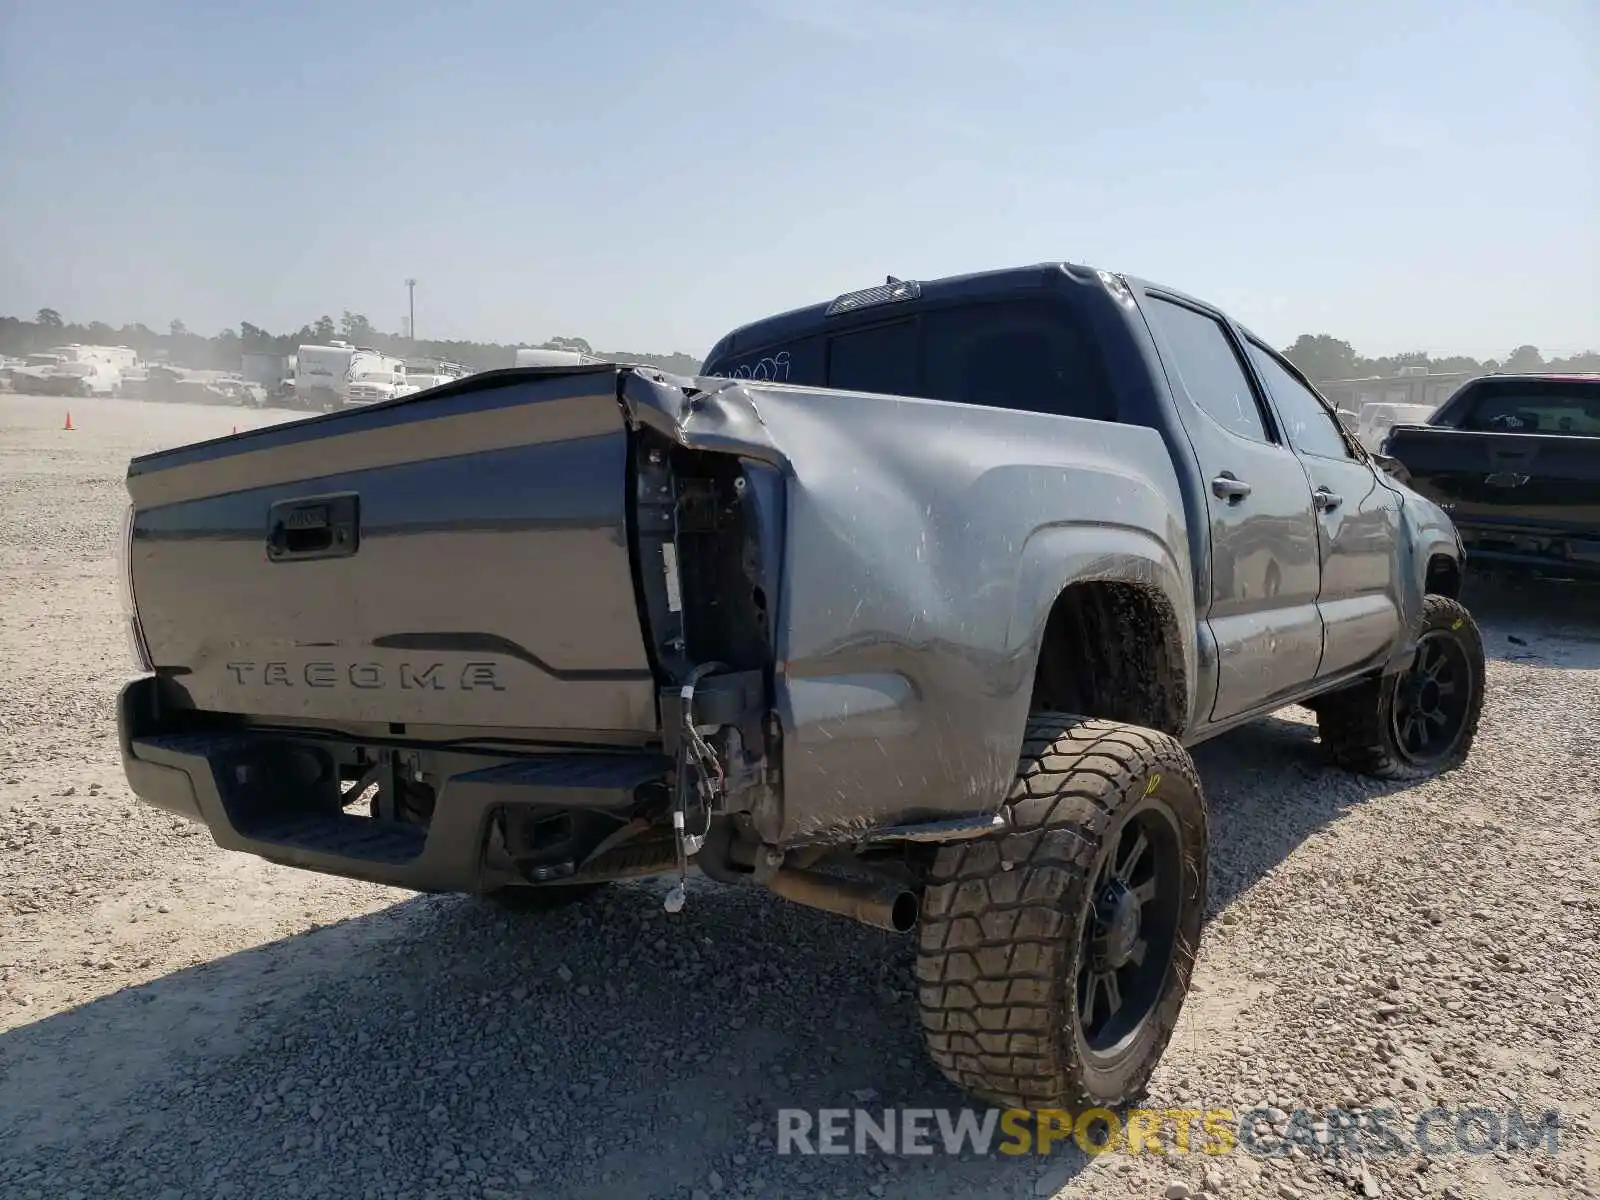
{"left": 405, "top": 278, "right": 417, "bottom": 344}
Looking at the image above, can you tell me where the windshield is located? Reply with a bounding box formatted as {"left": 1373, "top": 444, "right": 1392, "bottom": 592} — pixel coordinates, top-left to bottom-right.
{"left": 1454, "top": 380, "right": 1600, "bottom": 436}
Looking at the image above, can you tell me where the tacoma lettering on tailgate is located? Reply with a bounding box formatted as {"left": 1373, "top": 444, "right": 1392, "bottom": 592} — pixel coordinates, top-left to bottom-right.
{"left": 223, "top": 661, "right": 505, "bottom": 691}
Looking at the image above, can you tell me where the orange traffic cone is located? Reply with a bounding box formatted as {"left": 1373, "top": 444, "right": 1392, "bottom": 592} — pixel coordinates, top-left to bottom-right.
{"left": 64, "top": 411, "right": 73, "bottom": 431}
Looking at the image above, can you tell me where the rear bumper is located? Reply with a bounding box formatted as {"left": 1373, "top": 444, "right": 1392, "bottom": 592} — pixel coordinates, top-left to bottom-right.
{"left": 117, "top": 675, "right": 673, "bottom": 894}
{"left": 1458, "top": 522, "right": 1600, "bottom": 580}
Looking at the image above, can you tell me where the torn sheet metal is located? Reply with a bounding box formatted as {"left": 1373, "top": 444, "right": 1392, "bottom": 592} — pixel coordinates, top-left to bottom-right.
{"left": 622, "top": 371, "right": 1196, "bottom": 844}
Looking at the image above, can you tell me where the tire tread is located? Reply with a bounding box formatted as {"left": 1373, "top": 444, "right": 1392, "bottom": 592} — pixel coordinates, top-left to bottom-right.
{"left": 1316, "top": 595, "right": 1485, "bottom": 781}
{"left": 916, "top": 715, "right": 1206, "bottom": 1110}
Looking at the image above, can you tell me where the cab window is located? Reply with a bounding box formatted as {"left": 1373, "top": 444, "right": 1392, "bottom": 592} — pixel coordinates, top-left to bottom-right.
{"left": 1245, "top": 340, "right": 1353, "bottom": 459}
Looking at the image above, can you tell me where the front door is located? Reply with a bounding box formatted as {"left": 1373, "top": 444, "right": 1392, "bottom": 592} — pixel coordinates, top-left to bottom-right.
{"left": 1243, "top": 339, "right": 1404, "bottom": 679}
{"left": 1137, "top": 291, "right": 1325, "bottom": 723}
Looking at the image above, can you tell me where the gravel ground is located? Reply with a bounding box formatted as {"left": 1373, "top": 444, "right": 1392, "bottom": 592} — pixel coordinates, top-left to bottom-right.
{"left": 1, "top": 391, "right": 1596, "bottom": 1200}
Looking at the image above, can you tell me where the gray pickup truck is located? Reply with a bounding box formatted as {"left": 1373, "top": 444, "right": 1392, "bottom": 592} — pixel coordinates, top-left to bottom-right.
{"left": 115, "top": 263, "right": 1485, "bottom": 1112}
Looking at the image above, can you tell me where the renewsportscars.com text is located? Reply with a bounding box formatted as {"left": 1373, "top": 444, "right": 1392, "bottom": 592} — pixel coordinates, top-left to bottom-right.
{"left": 776, "top": 1105, "right": 1564, "bottom": 1159}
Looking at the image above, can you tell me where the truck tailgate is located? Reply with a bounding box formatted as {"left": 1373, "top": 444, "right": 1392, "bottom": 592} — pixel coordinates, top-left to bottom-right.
{"left": 1384, "top": 425, "right": 1600, "bottom": 534}
{"left": 126, "top": 368, "right": 659, "bottom": 733}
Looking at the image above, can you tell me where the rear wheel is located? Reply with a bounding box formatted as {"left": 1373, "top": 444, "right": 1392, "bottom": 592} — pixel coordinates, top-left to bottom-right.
{"left": 1315, "top": 594, "right": 1485, "bottom": 780}
{"left": 916, "top": 715, "right": 1208, "bottom": 1111}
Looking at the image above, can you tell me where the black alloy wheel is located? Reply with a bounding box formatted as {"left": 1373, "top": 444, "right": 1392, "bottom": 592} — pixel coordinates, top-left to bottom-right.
{"left": 1389, "top": 628, "right": 1474, "bottom": 766}
{"left": 1077, "top": 802, "right": 1183, "bottom": 1058}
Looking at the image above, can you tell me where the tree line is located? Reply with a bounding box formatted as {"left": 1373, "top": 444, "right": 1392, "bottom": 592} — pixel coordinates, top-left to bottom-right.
{"left": 1278, "top": 334, "right": 1597, "bottom": 384}
{"left": 4, "top": 307, "right": 1595, "bottom": 384}
{"left": 1, "top": 308, "right": 703, "bottom": 378}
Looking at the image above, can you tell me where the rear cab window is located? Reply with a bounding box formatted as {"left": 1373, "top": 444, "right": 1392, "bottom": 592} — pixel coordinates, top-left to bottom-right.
{"left": 703, "top": 297, "right": 1118, "bottom": 423}
{"left": 1444, "top": 378, "right": 1600, "bottom": 436}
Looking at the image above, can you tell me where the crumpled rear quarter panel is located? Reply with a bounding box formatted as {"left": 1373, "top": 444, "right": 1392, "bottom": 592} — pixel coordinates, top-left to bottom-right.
{"left": 629, "top": 375, "right": 1195, "bottom": 843}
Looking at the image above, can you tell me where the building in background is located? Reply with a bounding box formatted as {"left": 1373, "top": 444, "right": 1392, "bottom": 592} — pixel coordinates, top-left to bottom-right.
{"left": 1318, "top": 367, "right": 1476, "bottom": 414}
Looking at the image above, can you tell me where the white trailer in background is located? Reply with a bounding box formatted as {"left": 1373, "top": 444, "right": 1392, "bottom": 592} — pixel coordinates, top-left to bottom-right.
{"left": 48, "top": 344, "right": 139, "bottom": 370}
{"left": 293, "top": 343, "right": 411, "bottom": 409}
{"left": 241, "top": 352, "right": 292, "bottom": 388}
{"left": 294, "top": 343, "right": 355, "bottom": 410}
{"left": 513, "top": 347, "right": 603, "bottom": 368}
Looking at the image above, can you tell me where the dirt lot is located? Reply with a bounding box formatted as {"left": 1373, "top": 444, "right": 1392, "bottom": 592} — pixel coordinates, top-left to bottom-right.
{"left": 1, "top": 391, "right": 1597, "bottom": 1200}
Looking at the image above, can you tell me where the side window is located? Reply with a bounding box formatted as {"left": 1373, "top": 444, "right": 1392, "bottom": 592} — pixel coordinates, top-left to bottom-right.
{"left": 826, "top": 320, "right": 918, "bottom": 396}
{"left": 920, "top": 300, "right": 1116, "bottom": 421}
{"left": 1246, "top": 342, "right": 1352, "bottom": 459}
{"left": 1143, "top": 297, "right": 1271, "bottom": 443}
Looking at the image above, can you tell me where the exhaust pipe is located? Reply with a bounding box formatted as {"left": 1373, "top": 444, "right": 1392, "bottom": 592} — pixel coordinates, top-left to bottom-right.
{"left": 764, "top": 867, "right": 920, "bottom": 933}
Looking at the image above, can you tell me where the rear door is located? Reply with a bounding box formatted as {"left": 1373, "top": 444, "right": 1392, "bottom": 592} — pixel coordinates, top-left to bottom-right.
{"left": 1244, "top": 339, "right": 1403, "bottom": 680}
{"left": 1136, "top": 291, "right": 1325, "bottom": 722}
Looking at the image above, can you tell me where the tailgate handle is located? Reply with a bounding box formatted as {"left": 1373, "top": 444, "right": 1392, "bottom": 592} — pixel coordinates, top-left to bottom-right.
{"left": 267, "top": 494, "right": 359, "bottom": 562}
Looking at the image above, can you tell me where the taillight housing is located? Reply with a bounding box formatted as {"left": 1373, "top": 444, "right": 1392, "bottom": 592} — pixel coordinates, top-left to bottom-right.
{"left": 117, "top": 502, "right": 153, "bottom": 671}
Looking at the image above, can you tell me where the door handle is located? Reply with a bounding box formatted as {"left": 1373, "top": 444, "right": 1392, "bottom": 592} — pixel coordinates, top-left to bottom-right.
{"left": 1211, "top": 473, "right": 1252, "bottom": 503}
{"left": 1313, "top": 486, "right": 1343, "bottom": 512}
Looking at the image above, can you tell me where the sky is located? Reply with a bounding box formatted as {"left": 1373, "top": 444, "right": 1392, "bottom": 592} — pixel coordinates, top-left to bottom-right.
{"left": 0, "top": 0, "right": 1595, "bottom": 361}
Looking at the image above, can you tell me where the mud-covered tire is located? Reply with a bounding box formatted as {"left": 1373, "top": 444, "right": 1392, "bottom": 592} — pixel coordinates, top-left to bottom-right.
{"left": 915, "top": 715, "right": 1208, "bottom": 1111}
{"left": 483, "top": 882, "right": 609, "bottom": 913}
{"left": 1314, "top": 594, "right": 1485, "bottom": 781}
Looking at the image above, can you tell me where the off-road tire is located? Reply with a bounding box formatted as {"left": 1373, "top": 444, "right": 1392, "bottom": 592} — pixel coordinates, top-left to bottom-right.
{"left": 1315, "top": 594, "right": 1485, "bottom": 781}
{"left": 916, "top": 715, "right": 1208, "bottom": 1111}
{"left": 483, "top": 882, "right": 610, "bottom": 913}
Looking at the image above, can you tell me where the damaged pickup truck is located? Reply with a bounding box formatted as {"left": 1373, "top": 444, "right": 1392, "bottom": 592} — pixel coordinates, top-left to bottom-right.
{"left": 116, "top": 263, "right": 1486, "bottom": 1111}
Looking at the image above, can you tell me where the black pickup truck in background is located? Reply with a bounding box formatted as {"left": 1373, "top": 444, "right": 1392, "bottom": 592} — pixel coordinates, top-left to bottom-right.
{"left": 1381, "top": 374, "right": 1600, "bottom": 581}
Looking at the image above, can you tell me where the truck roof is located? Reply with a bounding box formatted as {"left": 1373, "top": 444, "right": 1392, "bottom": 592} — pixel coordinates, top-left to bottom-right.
{"left": 702, "top": 261, "right": 1222, "bottom": 369}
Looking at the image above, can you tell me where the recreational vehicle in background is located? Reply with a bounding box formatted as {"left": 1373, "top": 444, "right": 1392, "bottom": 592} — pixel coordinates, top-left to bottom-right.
{"left": 47, "top": 344, "right": 139, "bottom": 371}
{"left": 513, "top": 347, "right": 602, "bottom": 368}
{"left": 293, "top": 343, "right": 354, "bottom": 410}
{"left": 294, "top": 343, "right": 412, "bottom": 409}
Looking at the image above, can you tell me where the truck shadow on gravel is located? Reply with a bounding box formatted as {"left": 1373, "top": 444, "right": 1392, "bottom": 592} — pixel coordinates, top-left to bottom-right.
{"left": 0, "top": 714, "right": 1432, "bottom": 1200}
{"left": 1189, "top": 711, "right": 1416, "bottom": 916}
{"left": 1463, "top": 574, "right": 1600, "bottom": 670}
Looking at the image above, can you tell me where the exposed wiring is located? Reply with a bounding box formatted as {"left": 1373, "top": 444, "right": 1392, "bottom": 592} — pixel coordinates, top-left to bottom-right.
{"left": 663, "top": 661, "right": 727, "bottom": 914}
